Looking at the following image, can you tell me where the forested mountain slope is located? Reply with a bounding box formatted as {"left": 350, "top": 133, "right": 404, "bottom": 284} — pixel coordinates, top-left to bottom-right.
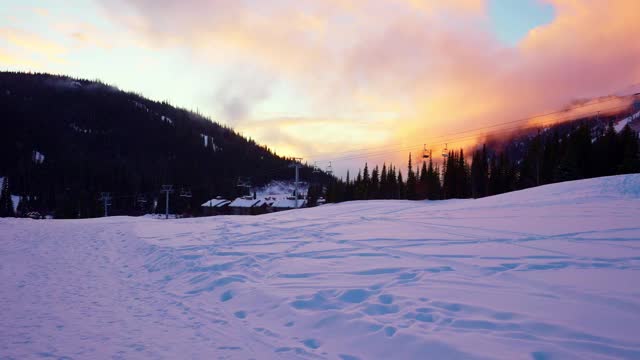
{"left": 0, "top": 72, "right": 320, "bottom": 218}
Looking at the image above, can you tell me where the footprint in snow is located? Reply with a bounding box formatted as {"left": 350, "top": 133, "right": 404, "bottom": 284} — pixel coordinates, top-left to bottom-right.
{"left": 384, "top": 326, "right": 397, "bottom": 337}
{"left": 220, "top": 290, "right": 233, "bottom": 302}
{"left": 302, "top": 338, "right": 320, "bottom": 349}
{"left": 339, "top": 354, "right": 361, "bottom": 360}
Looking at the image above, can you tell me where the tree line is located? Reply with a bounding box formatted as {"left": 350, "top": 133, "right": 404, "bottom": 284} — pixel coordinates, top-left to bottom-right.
{"left": 1, "top": 72, "right": 638, "bottom": 218}
{"left": 325, "top": 120, "right": 640, "bottom": 202}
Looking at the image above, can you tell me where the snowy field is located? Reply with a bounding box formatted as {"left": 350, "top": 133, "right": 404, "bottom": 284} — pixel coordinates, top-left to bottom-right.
{"left": 1, "top": 175, "right": 640, "bottom": 359}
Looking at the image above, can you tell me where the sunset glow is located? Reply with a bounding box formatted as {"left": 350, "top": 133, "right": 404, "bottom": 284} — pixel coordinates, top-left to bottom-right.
{"left": 2, "top": 0, "right": 639, "bottom": 173}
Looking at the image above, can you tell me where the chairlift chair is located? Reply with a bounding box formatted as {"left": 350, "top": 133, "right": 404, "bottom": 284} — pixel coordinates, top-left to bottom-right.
{"left": 422, "top": 144, "right": 431, "bottom": 159}
{"left": 179, "top": 188, "right": 193, "bottom": 198}
{"left": 442, "top": 143, "right": 449, "bottom": 158}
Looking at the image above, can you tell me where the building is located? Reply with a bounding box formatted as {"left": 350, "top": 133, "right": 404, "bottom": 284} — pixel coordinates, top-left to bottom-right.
{"left": 272, "top": 197, "right": 307, "bottom": 212}
{"left": 200, "top": 197, "right": 231, "bottom": 216}
{"left": 228, "top": 196, "right": 269, "bottom": 215}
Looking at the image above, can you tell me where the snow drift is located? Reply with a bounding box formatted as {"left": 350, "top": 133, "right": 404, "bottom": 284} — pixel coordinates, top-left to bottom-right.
{"left": 1, "top": 175, "right": 640, "bottom": 359}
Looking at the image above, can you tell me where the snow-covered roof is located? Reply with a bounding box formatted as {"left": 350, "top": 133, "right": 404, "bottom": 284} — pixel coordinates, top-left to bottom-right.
{"left": 254, "top": 199, "right": 270, "bottom": 207}
{"left": 272, "top": 198, "right": 307, "bottom": 209}
{"left": 201, "top": 198, "right": 231, "bottom": 208}
{"left": 229, "top": 198, "right": 262, "bottom": 208}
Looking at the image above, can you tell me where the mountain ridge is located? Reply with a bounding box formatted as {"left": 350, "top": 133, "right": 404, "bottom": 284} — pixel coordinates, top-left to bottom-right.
{"left": 0, "top": 71, "right": 324, "bottom": 218}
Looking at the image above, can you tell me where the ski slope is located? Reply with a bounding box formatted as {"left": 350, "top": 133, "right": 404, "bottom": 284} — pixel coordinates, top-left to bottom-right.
{"left": 1, "top": 175, "right": 640, "bottom": 359}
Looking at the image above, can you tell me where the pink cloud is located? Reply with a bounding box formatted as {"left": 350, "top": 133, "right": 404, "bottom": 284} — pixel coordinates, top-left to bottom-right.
{"left": 96, "top": 0, "right": 640, "bottom": 166}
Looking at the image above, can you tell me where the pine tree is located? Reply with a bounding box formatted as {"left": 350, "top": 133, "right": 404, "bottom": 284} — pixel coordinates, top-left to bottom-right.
{"left": 380, "top": 163, "right": 388, "bottom": 199}
{"left": 406, "top": 153, "right": 418, "bottom": 200}
{"left": 556, "top": 123, "right": 592, "bottom": 181}
{"left": 345, "top": 170, "right": 353, "bottom": 201}
{"left": 593, "top": 121, "right": 618, "bottom": 177}
{"left": 371, "top": 165, "right": 380, "bottom": 199}
{"left": 362, "top": 163, "right": 371, "bottom": 199}
{"left": 519, "top": 133, "right": 543, "bottom": 189}
{"left": 397, "top": 169, "right": 405, "bottom": 199}
{"left": 0, "top": 177, "right": 15, "bottom": 217}
{"left": 431, "top": 163, "right": 442, "bottom": 200}
{"left": 471, "top": 145, "right": 489, "bottom": 198}
{"left": 354, "top": 170, "right": 363, "bottom": 200}
{"left": 443, "top": 150, "right": 457, "bottom": 199}
{"left": 418, "top": 161, "right": 428, "bottom": 199}
{"left": 541, "top": 130, "right": 560, "bottom": 184}
{"left": 618, "top": 125, "right": 640, "bottom": 173}
{"left": 388, "top": 165, "right": 397, "bottom": 199}
{"left": 456, "top": 149, "right": 470, "bottom": 198}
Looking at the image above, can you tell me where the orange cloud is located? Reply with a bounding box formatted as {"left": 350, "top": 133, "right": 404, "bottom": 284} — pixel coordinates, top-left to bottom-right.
{"left": 96, "top": 0, "right": 640, "bottom": 169}
{"left": 0, "top": 49, "right": 39, "bottom": 67}
{"left": 0, "top": 27, "right": 66, "bottom": 60}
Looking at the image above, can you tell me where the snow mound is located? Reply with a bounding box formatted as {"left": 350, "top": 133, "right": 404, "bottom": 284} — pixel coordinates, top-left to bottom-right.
{"left": 1, "top": 174, "right": 640, "bottom": 359}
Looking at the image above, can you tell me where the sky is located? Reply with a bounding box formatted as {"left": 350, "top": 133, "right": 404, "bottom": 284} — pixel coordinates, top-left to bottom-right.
{"left": 1, "top": 0, "right": 640, "bottom": 176}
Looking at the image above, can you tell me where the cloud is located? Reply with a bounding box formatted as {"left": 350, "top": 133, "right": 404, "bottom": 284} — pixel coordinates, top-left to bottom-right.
{"left": 32, "top": 8, "right": 50, "bottom": 17}
{"left": 0, "top": 49, "right": 39, "bottom": 67}
{"left": 0, "top": 27, "right": 66, "bottom": 60}
{"left": 53, "top": 22, "right": 120, "bottom": 50}
{"left": 212, "top": 69, "right": 275, "bottom": 124}
{"left": 95, "top": 0, "right": 640, "bottom": 170}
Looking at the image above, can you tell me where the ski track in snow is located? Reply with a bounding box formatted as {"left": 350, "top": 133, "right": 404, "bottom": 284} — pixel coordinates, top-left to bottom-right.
{"left": 2, "top": 175, "right": 640, "bottom": 359}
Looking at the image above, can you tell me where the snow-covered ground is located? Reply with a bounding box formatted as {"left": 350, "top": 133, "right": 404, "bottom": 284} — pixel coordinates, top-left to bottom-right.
{"left": 2, "top": 175, "right": 640, "bottom": 359}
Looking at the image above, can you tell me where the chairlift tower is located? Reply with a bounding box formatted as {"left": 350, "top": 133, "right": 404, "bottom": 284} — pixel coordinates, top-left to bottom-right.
{"left": 289, "top": 158, "right": 303, "bottom": 209}
{"left": 161, "top": 185, "right": 174, "bottom": 219}
{"left": 99, "top": 192, "right": 111, "bottom": 217}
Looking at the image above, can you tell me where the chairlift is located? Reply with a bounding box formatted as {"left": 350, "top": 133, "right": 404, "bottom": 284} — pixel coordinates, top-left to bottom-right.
{"left": 325, "top": 161, "right": 333, "bottom": 176}
{"left": 422, "top": 144, "right": 431, "bottom": 159}
{"left": 236, "top": 177, "right": 251, "bottom": 188}
{"left": 179, "top": 188, "right": 193, "bottom": 198}
{"left": 442, "top": 143, "right": 449, "bottom": 158}
{"left": 312, "top": 162, "right": 320, "bottom": 174}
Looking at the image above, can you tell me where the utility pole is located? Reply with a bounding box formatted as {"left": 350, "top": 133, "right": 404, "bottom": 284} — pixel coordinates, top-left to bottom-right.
{"left": 289, "top": 158, "right": 302, "bottom": 209}
{"left": 99, "top": 192, "right": 111, "bottom": 217}
{"left": 161, "top": 185, "right": 174, "bottom": 219}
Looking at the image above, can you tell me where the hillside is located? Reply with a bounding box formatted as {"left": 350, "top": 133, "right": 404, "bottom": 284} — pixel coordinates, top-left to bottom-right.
{"left": 331, "top": 102, "right": 640, "bottom": 203}
{"left": 1, "top": 174, "right": 639, "bottom": 359}
{"left": 0, "top": 72, "right": 324, "bottom": 218}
